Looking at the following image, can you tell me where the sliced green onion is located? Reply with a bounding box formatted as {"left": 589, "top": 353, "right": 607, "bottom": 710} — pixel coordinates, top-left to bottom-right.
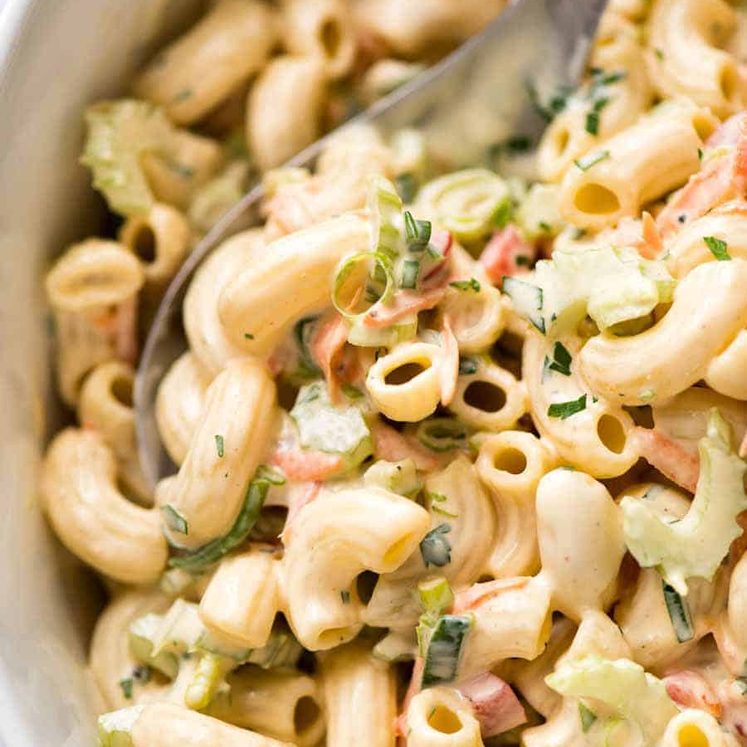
{"left": 422, "top": 615, "right": 472, "bottom": 686}
{"left": 367, "top": 175, "right": 403, "bottom": 259}
{"left": 162, "top": 504, "right": 189, "bottom": 536}
{"left": 458, "top": 357, "right": 478, "bottom": 376}
{"left": 662, "top": 581, "right": 694, "bottom": 643}
{"left": 400, "top": 258, "right": 421, "bottom": 289}
{"left": 449, "top": 278, "right": 481, "bottom": 292}
{"left": 403, "top": 210, "right": 432, "bottom": 252}
{"left": 168, "top": 476, "right": 270, "bottom": 571}
{"left": 416, "top": 417, "right": 470, "bottom": 452}
{"left": 547, "top": 394, "right": 587, "bottom": 420}
{"left": 418, "top": 577, "right": 454, "bottom": 618}
{"left": 420, "top": 523, "right": 452, "bottom": 567}
{"left": 574, "top": 150, "right": 610, "bottom": 171}
{"left": 332, "top": 251, "right": 395, "bottom": 320}
{"left": 119, "top": 677, "right": 134, "bottom": 700}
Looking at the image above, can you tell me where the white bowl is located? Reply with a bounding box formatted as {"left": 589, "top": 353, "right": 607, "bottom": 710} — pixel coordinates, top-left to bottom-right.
{"left": 0, "top": 2, "right": 204, "bottom": 744}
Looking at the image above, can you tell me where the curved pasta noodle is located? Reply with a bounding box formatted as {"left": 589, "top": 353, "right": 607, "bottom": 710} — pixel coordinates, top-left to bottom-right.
{"left": 647, "top": 0, "right": 743, "bottom": 118}
{"left": 141, "top": 129, "right": 224, "bottom": 210}
{"left": 476, "top": 430, "right": 559, "bottom": 578}
{"left": 539, "top": 28, "right": 652, "bottom": 183}
{"left": 119, "top": 202, "right": 191, "bottom": 302}
{"left": 133, "top": 0, "right": 277, "bottom": 125}
{"left": 198, "top": 548, "right": 280, "bottom": 649}
{"left": 280, "top": 0, "right": 355, "bottom": 79}
{"left": 579, "top": 259, "right": 747, "bottom": 405}
{"left": 45, "top": 239, "right": 144, "bottom": 404}
{"left": 449, "top": 359, "right": 528, "bottom": 432}
{"left": 535, "top": 468, "right": 626, "bottom": 621}
{"left": 247, "top": 56, "right": 327, "bottom": 173}
{"left": 158, "top": 357, "right": 277, "bottom": 549}
{"left": 219, "top": 214, "right": 370, "bottom": 356}
{"left": 558, "top": 98, "right": 717, "bottom": 230}
{"left": 208, "top": 667, "right": 325, "bottom": 747}
{"left": 40, "top": 428, "right": 167, "bottom": 584}
{"left": 352, "top": 0, "right": 506, "bottom": 57}
{"left": 282, "top": 485, "right": 430, "bottom": 649}
{"left": 90, "top": 588, "right": 172, "bottom": 710}
{"left": 183, "top": 229, "right": 264, "bottom": 377}
{"left": 666, "top": 201, "right": 747, "bottom": 279}
{"left": 405, "top": 687, "right": 482, "bottom": 747}
{"left": 78, "top": 361, "right": 150, "bottom": 504}
{"left": 366, "top": 341, "right": 444, "bottom": 423}
{"left": 706, "top": 331, "right": 747, "bottom": 400}
{"left": 155, "top": 352, "right": 212, "bottom": 467}
{"left": 364, "top": 456, "right": 497, "bottom": 628}
{"left": 320, "top": 640, "right": 396, "bottom": 747}
{"left": 126, "top": 702, "right": 292, "bottom": 746}
{"left": 523, "top": 334, "right": 637, "bottom": 478}
{"left": 659, "top": 709, "right": 740, "bottom": 747}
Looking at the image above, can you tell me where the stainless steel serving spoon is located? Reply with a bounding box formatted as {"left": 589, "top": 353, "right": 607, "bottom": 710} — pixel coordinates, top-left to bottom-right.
{"left": 135, "top": 0, "right": 609, "bottom": 487}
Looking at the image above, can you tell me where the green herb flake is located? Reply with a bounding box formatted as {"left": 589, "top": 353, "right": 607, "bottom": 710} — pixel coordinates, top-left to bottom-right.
{"left": 585, "top": 110, "right": 600, "bottom": 136}
{"left": 420, "top": 523, "right": 452, "bottom": 567}
{"left": 458, "top": 357, "right": 478, "bottom": 376}
{"left": 173, "top": 89, "right": 193, "bottom": 102}
{"left": 340, "top": 590, "right": 351, "bottom": 604}
{"left": 214, "top": 434, "right": 225, "bottom": 458}
{"left": 579, "top": 702, "right": 597, "bottom": 732}
{"left": 244, "top": 332, "right": 255, "bottom": 340}
{"left": 119, "top": 677, "right": 134, "bottom": 700}
{"left": 400, "top": 258, "right": 421, "bottom": 289}
{"left": 703, "top": 236, "right": 731, "bottom": 261}
{"left": 572, "top": 228, "right": 587, "bottom": 240}
{"left": 574, "top": 150, "right": 610, "bottom": 171}
{"left": 662, "top": 581, "right": 694, "bottom": 643}
{"left": 395, "top": 173, "right": 417, "bottom": 204}
{"left": 162, "top": 504, "right": 189, "bottom": 535}
{"left": 546, "top": 341, "right": 573, "bottom": 377}
{"left": 655, "top": 48, "right": 665, "bottom": 61}
{"left": 698, "top": 148, "right": 704, "bottom": 161}
{"left": 428, "top": 492, "right": 458, "bottom": 518}
{"left": 449, "top": 278, "right": 481, "bottom": 292}
{"left": 547, "top": 394, "right": 587, "bottom": 420}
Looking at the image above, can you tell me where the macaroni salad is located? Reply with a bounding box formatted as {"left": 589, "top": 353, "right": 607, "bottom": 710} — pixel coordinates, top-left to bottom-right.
{"left": 39, "top": 0, "right": 747, "bottom": 745}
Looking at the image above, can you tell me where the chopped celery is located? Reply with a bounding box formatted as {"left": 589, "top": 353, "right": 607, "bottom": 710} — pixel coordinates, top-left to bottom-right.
{"left": 546, "top": 656, "right": 677, "bottom": 745}
{"left": 367, "top": 174, "right": 404, "bottom": 259}
{"left": 290, "top": 382, "right": 372, "bottom": 472}
{"left": 128, "top": 613, "right": 179, "bottom": 679}
{"left": 97, "top": 705, "right": 144, "bottom": 747}
{"left": 185, "top": 653, "right": 226, "bottom": 710}
{"left": 80, "top": 99, "right": 175, "bottom": 217}
{"left": 621, "top": 409, "right": 747, "bottom": 594}
{"left": 364, "top": 459, "right": 421, "bottom": 497}
{"left": 510, "top": 245, "right": 676, "bottom": 336}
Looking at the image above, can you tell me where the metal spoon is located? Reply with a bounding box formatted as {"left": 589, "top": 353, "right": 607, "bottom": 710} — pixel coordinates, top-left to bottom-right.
{"left": 135, "top": 0, "right": 609, "bottom": 486}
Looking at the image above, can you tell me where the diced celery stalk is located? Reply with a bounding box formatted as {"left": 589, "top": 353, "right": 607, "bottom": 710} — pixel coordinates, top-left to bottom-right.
{"left": 150, "top": 599, "right": 205, "bottom": 658}
{"left": 290, "top": 382, "right": 372, "bottom": 472}
{"left": 80, "top": 99, "right": 175, "bottom": 217}
{"left": 546, "top": 656, "right": 677, "bottom": 745}
{"left": 621, "top": 409, "right": 747, "bottom": 595}
{"left": 128, "top": 613, "right": 179, "bottom": 679}
{"left": 416, "top": 168, "right": 510, "bottom": 242}
{"left": 364, "top": 458, "right": 422, "bottom": 497}
{"left": 97, "top": 705, "right": 144, "bottom": 747}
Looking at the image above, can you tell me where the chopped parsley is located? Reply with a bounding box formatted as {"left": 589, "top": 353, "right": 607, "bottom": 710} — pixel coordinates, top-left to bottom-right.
{"left": 585, "top": 111, "right": 600, "bottom": 136}
{"left": 703, "top": 236, "right": 731, "bottom": 261}
{"left": 574, "top": 150, "right": 610, "bottom": 171}
{"left": 545, "top": 341, "right": 573, "bottom": 377}
{"left": 579, "top": 702, "right": 597, "bottom": 732}
{"left": 420, "top": 523, "right": 452, "bottom": 567}
{"left": 244, "top": 332, "right": 254, "bottom": 340}
{"left": 162, "top": 504, "right": 189, "bottom": 535}
{"left": 119, "top": 677, "right": 134, "bottom": 700}
{"left": 214, "top": 434, "right": 225, "bottom": 458}
{"left": 395, "top": 172, "right": 417, "bottom": 204}
{"left": 654, "top": 48, "right": 665, "bottom": 61}
{"left": 698, "top": 147, "right": 703, "bottom": 161}
{"left": 547, "top": 394, "right": 587, "bottom": 419}
{"left": 449, "top": 278, "right": 481, "bottom": 292}
{"left": 340, "top": 590, "right": 351, "bottom": 604}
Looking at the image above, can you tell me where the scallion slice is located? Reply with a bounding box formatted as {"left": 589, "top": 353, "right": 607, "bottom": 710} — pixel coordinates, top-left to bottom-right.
{"left": 662, "top": 581, "right": 694, "bottom": 643}
{"left": 421, "top": 615, "right": 473, "bottom": 686}
{"left": 400, "top": 258, "right": 421, "bottom": 289}
{"left": 416, "top": 417, "right": 470, "bottom": 452}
